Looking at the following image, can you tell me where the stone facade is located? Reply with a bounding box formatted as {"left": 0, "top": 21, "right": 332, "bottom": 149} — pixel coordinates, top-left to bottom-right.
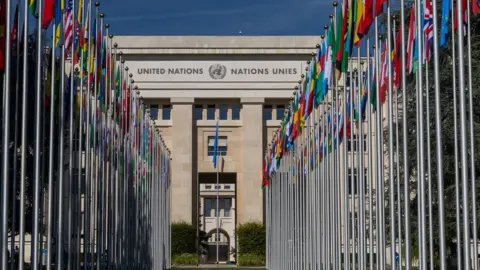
{"left": 111, "top": 36, "right": 319, "bottom": 261}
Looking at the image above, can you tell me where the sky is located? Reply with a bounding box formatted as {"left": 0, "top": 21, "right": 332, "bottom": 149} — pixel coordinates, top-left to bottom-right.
{"left": 100, "top": 0, "right": 333, "bottom": 36}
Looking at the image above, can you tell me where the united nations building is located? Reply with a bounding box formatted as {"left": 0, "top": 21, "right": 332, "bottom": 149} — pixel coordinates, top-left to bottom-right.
{"left": 113, "top": 36, "right": 319, "bottom": 262}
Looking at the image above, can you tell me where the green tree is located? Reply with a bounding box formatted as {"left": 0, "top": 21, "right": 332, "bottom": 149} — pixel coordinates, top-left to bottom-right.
{"left": 387, "top": 8, "right": 480, "bottom": 266}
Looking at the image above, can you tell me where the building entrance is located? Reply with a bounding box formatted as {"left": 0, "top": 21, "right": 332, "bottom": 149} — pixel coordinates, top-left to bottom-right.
{"left": 206, "top": 229, "right": 230, "bottom": 263}
{"left": 198, "top": 172, "right": 236, "bottom": 263}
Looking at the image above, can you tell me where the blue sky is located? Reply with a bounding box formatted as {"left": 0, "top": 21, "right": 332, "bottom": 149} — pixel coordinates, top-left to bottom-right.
{"left": 100, "top": 0, "right": 333, "bottom": 36}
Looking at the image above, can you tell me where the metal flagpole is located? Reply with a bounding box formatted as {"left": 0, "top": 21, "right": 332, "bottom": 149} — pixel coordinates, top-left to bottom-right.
{"left": 456, "top": 0, "right": 471, "bottom": 264}
{"left": 216, "top": 140, "right": 219, "bottom": 265}
{"left": 32, "top": 0, "right": 45, "bottom": 268}
{"left": 399, "top": 0, "right": 411, "bottom": 267}
{"left": 392, "top": 17, "right": 403, "bottom": 267}
{"left": 386, "top": 0, "right": 396, "bottom": 268}
{"left": 358, "top": 55, "right": 366, "bottom": 270}
{"left": 11, "top": 5, "right": 21, "bottom": 269}
{"left": 56, "top": 26, "right": 67, "bottom": 270}
{"left": 18, "top": 0, "right": 31, "bottom": 267}
{"left": 67, "top": 0, "right": 77, "bottom": 268}
{"left": 425, "top": 57, "right": 434, "bottom": 270}
{"left": 0, "top": 0, "right": 12, "bottom": 266}
{"left": 366, "top": 36, "right": 374, "bottom": 270}
{"left": 46, "top": 27, "right": 57, "bottom": 270}
{"left": 450, "top": 6, "right": 461, "bottom": 268}
{"left": 465, "top": 3, "right": 478, "bottom": 270}
{"left": 414, "top": 0, "right": 427, "bottom": 267}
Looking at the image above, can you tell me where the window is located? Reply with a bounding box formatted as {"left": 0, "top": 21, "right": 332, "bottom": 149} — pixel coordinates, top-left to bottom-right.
{"left": 162, "top": 105, "right": 171, "bottom": 120}
{"left": 205, "top": 199, "right": 212, "bottom": 217}
{"left": 231, "top": 104, "right": 241, "bottom": 120}
{"left": 347, "top": 168, "right": 368, "bottom": 195}
{"left": 207, "top": 105, "right": 215, "bottom": 120}
{"left": 224, "top": 198, "right": 231, "bottom": 217}
{"left": 195, "top": 105, "right": 203, "bottom": 120}
{"left": 347, "top": 135, "right": 367, "bottom": 152}
{"left": 150, "top": 105, "right": 159, "bottom": 120}
{"left": 207, "top": 136, "right": 228, "bottom": 156}
{"left": 219, "top": 104, "right": 228, "bottom": 120}
{"left": 276, "top": 105, "right": 285, "bottom": 120}
{"left": 264, "top": 105, "right": 272, "bottom": 120}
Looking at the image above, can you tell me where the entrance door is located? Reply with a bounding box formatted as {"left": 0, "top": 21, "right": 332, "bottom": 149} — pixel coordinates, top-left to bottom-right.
{"left": 207, "top": 231, "right": 230, "bottom": 263}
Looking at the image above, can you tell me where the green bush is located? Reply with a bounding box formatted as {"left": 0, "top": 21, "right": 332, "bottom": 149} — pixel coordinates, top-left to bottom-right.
{"left": 237, "top": 253, "right": 266, "bottom": 266}
{"left": 172, "top": 253, "right": 198, "bottom": 265}
{"left": 237, "top": 221, "right": 266, "bottom": 257}
{"left": 171, "top": 221, "right": 196, "bottom": 255}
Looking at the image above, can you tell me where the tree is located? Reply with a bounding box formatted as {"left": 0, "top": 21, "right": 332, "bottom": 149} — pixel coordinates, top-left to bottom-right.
{"left": 390, "top": 8, "right": 480, "bottom": 266}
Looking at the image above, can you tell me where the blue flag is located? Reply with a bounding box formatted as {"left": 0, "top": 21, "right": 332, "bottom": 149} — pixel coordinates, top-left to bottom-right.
{"left": 213, "top": 120, "right": 219, "bottom": 169}
{"left": 440, "top": 0, "right": 451, "bottom": 49}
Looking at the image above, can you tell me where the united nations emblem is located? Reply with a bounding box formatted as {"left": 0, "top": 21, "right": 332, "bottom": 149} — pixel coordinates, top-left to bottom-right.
{"left": 208, "top": 64, "right": 227, "bottom": 80}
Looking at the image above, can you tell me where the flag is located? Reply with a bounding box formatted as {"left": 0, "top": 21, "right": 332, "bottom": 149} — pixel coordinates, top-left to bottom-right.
{"left": 474, "top": 0, "right": 480, "bottom": 14}
{"left": 29, "top": 0, "right": 36, "bottom": 16}
{"left": 11, "top": 4, "right": 19, "bottom": 55}
{"left": 42, "top": 0, "right": 55, "bottom": 29}
{"left": 440, "top": 0, "right": 451, "bottom": 48}
{"left": 213, "top": 120, "right": 219, "bottom": 169}
{"left": 54, "top": 0, "right": 62, "bottom": 46}
{"left": 335, "top": 2, "right": 347, "bottom": 80}
{"left": 0, "top": 0, "right": 6, "bottom": 70}
{"left": 357, "top": 0, "right": 373, "bottom": 38}
{"left": 406, "top": 6, "right": 416, "bottom": 74}
{"left": 354, "top": 0, "right": 365, "bottom": 47}
{"left": 64, "top": 0, "right": 74, "bottom": 55}
{"left": 423, "top": 0, "right": 433, "bottom": 62}
{"left": 393, "top": 24, "right": 402, "bottom": 89}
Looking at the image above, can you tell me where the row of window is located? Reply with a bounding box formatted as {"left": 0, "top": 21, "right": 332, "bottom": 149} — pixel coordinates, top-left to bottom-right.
{"left": 149, "top": 104, "right": 242, "bottom": 121}
{"left": 204, "top": 198, "right": 232, "bottom": 217}
{"left": 194, "top": 104, "right": 241, "bottom": 120}
{"left": 264, "top": 105, "right": 285, "bottom": 121}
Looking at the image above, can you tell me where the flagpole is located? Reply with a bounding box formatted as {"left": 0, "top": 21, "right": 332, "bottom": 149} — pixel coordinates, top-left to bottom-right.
{"left": 77, "top": 0, "right": 86, "bottom": 266}
{"left": 216, "top": 121, "right": 220, "bottom": 265}
{"left": 392, "top": 17, "right": 403, "bottom": 267}
{"left": 366, "top": 35, "right": 374, "bottom": 270}
{"left": 465, "top": 3, "right": 478, "bottom": 269}
{"left": 449, "top": 4, "right": 462, "bottom": 268}
{"left": 11, "top": 6, "right": 21, "bottom": 270}
{"left": 399, "top": 0, "right": 411, "bottom": 267}
{"left": 32, "top": 0, "right": 45, "bottom": 268}
{"left": 67, "top": 0, "right": 76, "bottom": 268}
{"left": 455, "top": 0, "right": 470, "bottom": 264}
{"left": 0, "top": 0, "right": 13, "bottom": 266}
{"left": 46, "top": 26, "right": 57, "bottom": 270}
{"left": 386, "top": 0, "right": 396, "bottom": 268}
{"left": 18, "top": 0, "right": 31, "bottom": 266}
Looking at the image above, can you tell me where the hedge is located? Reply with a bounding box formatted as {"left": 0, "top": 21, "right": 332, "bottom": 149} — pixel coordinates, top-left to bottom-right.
{"left": 171, "top": 221, "right": 196, "bottom": 255}
{"left": 237, "top": 253, "right": 265, "bottom": 266}
{"left": 237, "top": 221, "right": 266, "bottom": 259}
{"left": 172, "top": 253, "right": 198, "bottom": 265}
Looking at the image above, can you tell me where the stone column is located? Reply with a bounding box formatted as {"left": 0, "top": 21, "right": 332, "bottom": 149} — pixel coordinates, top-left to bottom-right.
{"left": 238, "top": 97, "right": 264, "bottom": 223}
{"left": 171, "top": 97, "right": 194, "bottom": 223}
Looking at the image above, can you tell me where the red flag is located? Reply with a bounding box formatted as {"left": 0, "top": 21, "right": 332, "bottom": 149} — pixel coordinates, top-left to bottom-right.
{"left": 393, "top": 24, "right": 402, "bottom": 89}
{"left": 336, "top": 1, "right": 348, "bottom": 63}
{"left": 357, "top": 0, "right": 373, "bottom": 38}
{"left": 11, "top": 5, "right": 18, "bottom": 50}
{"left": 0, "top": 0, "right": 6, "bottom": 70}
{"left": 474, "top": 0, "right": 480, "bottom": 14}
{"left": 42, "top": 0, "right": 55, "bottom": 29}
{"left": 262, "top": 158, "right": 268, "bottom": 188}
{"left": 375, "top": 0, "right": 386, "bottom": 16}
